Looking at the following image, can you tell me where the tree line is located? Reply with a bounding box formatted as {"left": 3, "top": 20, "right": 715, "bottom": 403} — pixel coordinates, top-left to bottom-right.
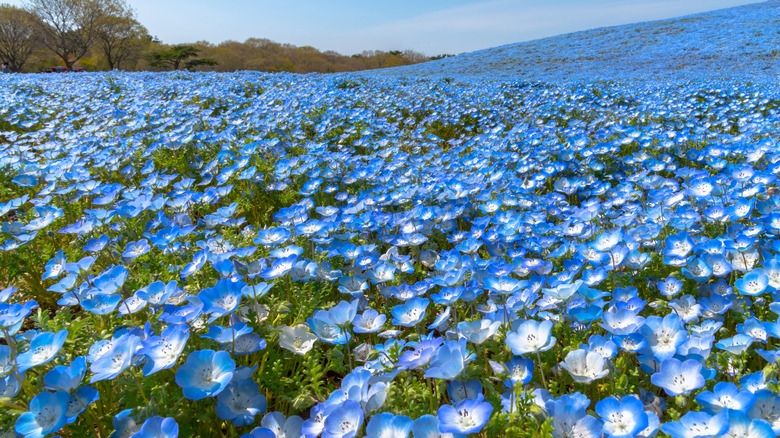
{"left": 0, "top": 0, "right": 451, "bottom": 73}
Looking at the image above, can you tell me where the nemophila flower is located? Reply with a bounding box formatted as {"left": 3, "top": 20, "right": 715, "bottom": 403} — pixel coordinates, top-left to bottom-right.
{"left": 90, "top": 333, "right": 140, "bottom": 383}
{"left": 657, "top": 276, "right": 683, "bottom": 297}
{"left": 42, "top": 250, "right": 66, "bottom": 280}
{"left": 176, "top": 349, "right": 235, "bottom": 400}
{"left": 16, "top": 329, "right": 67, "bottom": 373}
{"left": 437, "top": 394, "right": 493, "bottom": 435}
{"left": 123, "top": 239, "right": 151, "bottom": 259}
{"left": 595, "top": 395, "right": 648, "bottom": 438}
{"left": 241, "top": 427, "right": 276, "bottom": 438}
{"left": 136, "top": 281, "right": 180, "bottom": 307}
{"left": 81, "top": 294, "right": 122, "bottom": 315}
{"left": 261, "top": 412, "right": 303, "bottom": 438}
{"left": 560, "top": 349, "right": 609, "bottom": 383}
{"left": 64, "top": 386, "right": 99, "bottom": 423}
{"left": 181, "top": 250, "right": 208, "bottom": 278}
{"left": 640, "top": 314, "right": 687, "bottom": 362}
{"left": 695, "top": 381, "right": 756, "bottom": 413}
{"left": 131, "top": 417, "right": 178, "bottom": 438}
{"left": 661, "top": 410, "right": 728, "bottom": 438}
{"left": 431, "top": 286, "right": 464, "bottom": 305}
{"left": 322, "top": 400, "right": 363, "bottom": 438}
{"left": 505, "top": 319, "right": 556, "bottom": 355}
{"left": 260, "top": 254, "right": 297, "bottom": 280}
{"left": 412, "top": 414, "right": 466, "bottom": 438}
{"left": 216, "top": 375, "right": 267, "bottom": 427}
{"left": 83, "top": 235, "right": 108, "bottom": 253}
{"left": 398, "top": 337, "right": 443, "bottom": 370}
{"left": 15, "top": 391, "right": 70, "bottom": 438}
{"left": 139, "top": 324, "right": 189, "bottom": 376}
{"left": 584, "top": 335, "right": 617, "bottom": 359}
{"left": 651, "top": 358, "right": 705, "bottom": 396}
{"left": 723, "top": 411, "right": 774, "bottom": 438}
{"left": 199, "top": 279, "right": 244, "bottom": 322}
{"left": 392, "top": 297, "right": 429, "bottom": 327}
{"left": 277, "top": 324, "right": 318, "bottom": 355}
{"left": 458, "top": 319, "right": 501, "bottom": 345}
{"left": 501, "top": 356, "right": 534, "bottom": 386}
{"left": 681, "top": 257, "right": 713, "bottom": 283}
{"left": 447, "top": 379, "right": 482, "bottom": 404}
{"left": 600, "top": 309, "right": 645, "bottom": 336}
{"left": 159, "top": 302, "right": 204, "bottom": 325}
{"left": 748, "top": 390, "right": 780, "bottom": 434}
{"left": 365, "top": 412, "right": 413, "bottom": 438}
{"left": 735, "top": 269, "right": 769, "bottom": 296}
{"left": 425, "top": 339, "right": 473, "bottom": 380}
{"left": 484, "top": 276, "right": 526, "bottom": 295}
{"left": 715, "top": 334, "right": 754, "bottom": 355}
{"left": 546, "top": 393, "right": 602, "bottom": 438}
{"left": 669, "top": 295, "right": 702, "bottom": 323}
{"left": 352, "top": 309, "right": 386, "bottom": 334}
{"left": 43, "top": 356, "right": 87, "bottom": 391}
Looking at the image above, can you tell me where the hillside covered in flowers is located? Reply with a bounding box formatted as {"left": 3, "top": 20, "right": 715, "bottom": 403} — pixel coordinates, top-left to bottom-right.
{"left": 1, "top": 2, "right": 780, "bottom": 437}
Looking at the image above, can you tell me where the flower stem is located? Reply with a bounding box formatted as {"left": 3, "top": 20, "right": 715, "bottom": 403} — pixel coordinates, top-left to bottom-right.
{"left": 536, "top": 351, "right": 548, "bottom": 391}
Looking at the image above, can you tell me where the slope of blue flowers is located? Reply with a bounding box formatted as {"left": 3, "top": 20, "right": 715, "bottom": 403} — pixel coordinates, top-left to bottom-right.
{"left": 1, "top": 4, "right": 780, "bottom": 437}
{"left": 370, "top": 1, "right": 780, "bottom": 82}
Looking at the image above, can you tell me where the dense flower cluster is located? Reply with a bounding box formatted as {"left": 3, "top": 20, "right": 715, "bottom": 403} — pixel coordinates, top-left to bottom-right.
{"left": 0, "top": 69, "right": 778, "bottom": 438}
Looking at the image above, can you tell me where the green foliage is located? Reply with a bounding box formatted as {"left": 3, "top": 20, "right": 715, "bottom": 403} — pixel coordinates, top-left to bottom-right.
{"left": 148, "top": 45, "right": 213, "bottom": 71}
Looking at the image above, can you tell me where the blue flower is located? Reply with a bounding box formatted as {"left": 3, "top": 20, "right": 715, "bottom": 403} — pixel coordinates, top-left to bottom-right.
{"left": 695, "top": 381, "right": 755, "bottom": 413}
{"left": 595, "top": 395, "right": 648, "bottom": 438}
{"left": 365, "top": 412, "right": 413, "bottom": 438}
{"left": 131, "top": 417, "right": 178, "bottom": 438}
{"left": 16, "top": 329, "right": 67, "bottom": 373}
{"left": 321, "top": 400, "right": 363, "bottom": 438}
{"left": 175, "top": 349, "right": 235, "bottom": 400}
{"left": 216, "top": 372, "right": 267, "bottom": 426}
{"left": 560, "top": 349, "right": 609, "bottom": 383}
{"left": 90, "top": 333, "right": 140, "bottom": 383}
{"left": 139, "top": 324, "right": 190, "bottom": 376}
{"left": 661, "top": 410, "right": 728, "bottom": 438}
{"left": 43, "top": 356, "right": 87, "bottom": 391}
{"left": 353, "top": 309, "right": 386, "bottom": 333}
{"left": 505, "top": 319, "right": 556, "bottom": 355}
{"left": 651, "top": 358, "right": 705, "bottom": 396}
{"left": 447, "top": 379, "right": 482, "bottom": 404}
{"left": 42, "top": 250, "right": 66, "bottom": 281}
{"left": 640, "top": 314, "right": 687, "bottom": 362}
{"left": 735, "top": 269, "right": 769, "bottom": 296}
{"left": 397, "top": 337, "right": 443, "bottom": 370}
{"left": 15, "top": 391, "right": 70, "bottom": 438}
{"left": 546, "top": 393, "right": 602, "bottom": 438}
{"left": 424, "top": 339, "right": 473, "bottom": 380}
{"left": 412, "top": 414, "right": 466, "bottom": 438}
{"left": 437, "top": 393, "right": 493, "bottom": 435}
{"left": 199, "top": 279, "right": 244, "bottom": 323}
{"left": 123, "top": 239, "right": 151, "bottom": 259}
{"left": 725, "top": 410, "right": 774, "bottom": 438}
{"left": 261, "top": 412, "right": 304, "bottom": 438}
{"left": 391, "top": 297, "right": 429, "bottom": 327}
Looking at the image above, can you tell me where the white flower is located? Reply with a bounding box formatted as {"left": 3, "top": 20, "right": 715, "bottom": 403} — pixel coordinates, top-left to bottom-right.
{"left": 278, "top": 324, "right": 317, "bottom": 355}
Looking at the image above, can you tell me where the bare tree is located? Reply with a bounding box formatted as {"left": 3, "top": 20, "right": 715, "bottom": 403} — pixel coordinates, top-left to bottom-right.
{"left": 0, "top": 5, "right": 39, "bottom": 72}
{"left": 95, "top": 4, "right": 147, "bottom": 70}
{"left": 25, "top": 0, "right": 121, "bottom": 69}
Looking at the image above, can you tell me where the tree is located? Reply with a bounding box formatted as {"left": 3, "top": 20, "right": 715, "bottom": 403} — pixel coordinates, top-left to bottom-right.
{"left": 148, "top": 45, "right": 216, "bottom": 70}
{"left": 25, "top": 0, "right": 124, "bottom": 69}
{"left": 95, "top": 3, "right": 146, "bottom": 70}
{"left": 0, "top": 5, "right": 39, "bottom": 72}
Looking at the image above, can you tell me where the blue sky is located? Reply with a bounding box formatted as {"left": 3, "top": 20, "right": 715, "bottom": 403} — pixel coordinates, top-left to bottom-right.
{"left": 10, "top": 0, "right": 759, "bottom": 55}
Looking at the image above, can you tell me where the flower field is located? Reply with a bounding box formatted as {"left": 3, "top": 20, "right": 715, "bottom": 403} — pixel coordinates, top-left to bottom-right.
{"left": 0, "top": 70, "right": 779, "bottom": 438}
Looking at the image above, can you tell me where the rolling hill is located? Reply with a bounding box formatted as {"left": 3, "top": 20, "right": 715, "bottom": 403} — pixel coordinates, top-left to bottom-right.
{"left": 368, "top": 1, "right": 780, "bottom": 82}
